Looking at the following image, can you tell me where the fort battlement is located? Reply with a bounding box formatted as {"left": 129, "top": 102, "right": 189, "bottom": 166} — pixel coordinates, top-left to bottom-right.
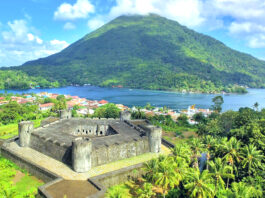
{"left": 16, "top": 111, "right": 162, "bottom": 173}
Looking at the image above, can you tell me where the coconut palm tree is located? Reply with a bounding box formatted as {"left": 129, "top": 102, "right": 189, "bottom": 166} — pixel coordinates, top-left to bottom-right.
{"left": 208, "top": 158, "right": 235, "bottom": 192}
{"left": 143, "top": 158, "right": 159, "bottom": 182}
{"left": 190, "top": 138, "right": 203, "bottom": 168}
{"left": 171, "top": 143, "right": 192, "bottom": 164}
{"left": 221, "top": 137, "right": 241, "bottom": 167}
{"left": 230, "top": 182, "right": 263, "bottom": 198}
{"left": 240, "top": 144, "right": 264, "bottom": 176}
{"left": 219, "top": 137, "right": 241, "bottom": 187}
{"left": 202, "top": 135, "right": 217, "bottom": 153}
{"left": 184, "top": 169, "right": 215, "bottom": 198}
{"left": 153, "top": 157, "right": 183, "bottom": 198}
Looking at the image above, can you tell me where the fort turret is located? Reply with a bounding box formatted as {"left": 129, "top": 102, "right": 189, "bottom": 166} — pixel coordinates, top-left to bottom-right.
{"left": 59, "top": 110, "right": 72, "bottom": 119}
{"left": 120, "top": 110, "right": 131, "bottom": 121}
{"left": 146, "top": 125, "right": 162, "bottom": 153}
{"left": 19, "top": 121, "right": 34, "bottom": 147}
{"left": 72, "top": 137, "right": 92, "bottom": 173}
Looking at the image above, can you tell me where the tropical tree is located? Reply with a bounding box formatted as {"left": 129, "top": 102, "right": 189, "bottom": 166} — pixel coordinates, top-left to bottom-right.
{"left": 208, "top": 158, "right": 234, "bottom": 192}
{"left": 94, "top": 103, "right": 120, "bottom": 118}
{"left": 193, "top": 112, "right": 207, "bottom": 124}
{"left": 171, "top": 143, "right": 192, "bottom": 164}
{"left": 143, "top": 158, "right": 159, "bottom": 182}
{"left": 253, "top": 102, "right": 259, "bottom": 111}
{"left": 211, "top": 96, "right": 224, "bottom": 113}
{"left": 184, "top": 169, "right": 215, "bottom": 198}
{"left": 220, "top": 137, "right": 241, "bottom": 166}
{"left": 153, "top": 156, "right": 183, "bottom": 198}
{"left": 131, "top": 107, "right": 146, "bottom": 119}
{"left": 219, "top": 137, "right": 241, "bottom": 187}
{"left": 202, "top": 136, "right": 218, "bottom": 156}
{"left": 229, "top": 182, "right": 263, "bottom": 198}
{"left": 240, "top": 144, "right": 264, "bottom": 176}
{"left": 190, "top": 138, "right": 203, "bottom": 168}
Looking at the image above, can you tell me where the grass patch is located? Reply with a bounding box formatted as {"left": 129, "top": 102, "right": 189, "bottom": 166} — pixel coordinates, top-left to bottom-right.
{"left": 0, "top": 155, "right": 43, "bottom": 197}
{"left": 0, "top": 119, "right": 43, "bottom": 139}
{"left": 15, "top": 174, "right": 43, "bottom": 193}
{"left": 106, "top": 184, "right": 132, "bottom": 198}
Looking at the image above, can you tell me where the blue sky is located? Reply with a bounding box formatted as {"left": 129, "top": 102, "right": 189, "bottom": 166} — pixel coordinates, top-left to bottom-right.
{"left": 1, "top": 0, "right": 265, "bottom": 66}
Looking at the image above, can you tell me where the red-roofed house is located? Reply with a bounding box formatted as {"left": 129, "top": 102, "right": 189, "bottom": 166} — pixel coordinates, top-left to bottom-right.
{"left": 39, "top": 103, "right": 54, "bottom": 111}
{"left": 99, "top": 100, "right": 108, "bottom": 105}
{"left": 0, "top": 97, "right": 4, "bottom": 100}
{"left": 18, "top": 99, "right": 29, "bottom": 104}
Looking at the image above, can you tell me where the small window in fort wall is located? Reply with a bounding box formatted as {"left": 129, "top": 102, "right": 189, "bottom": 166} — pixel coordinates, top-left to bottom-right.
{"left": 100, "top": 131, "right": 103, "bottom": 135}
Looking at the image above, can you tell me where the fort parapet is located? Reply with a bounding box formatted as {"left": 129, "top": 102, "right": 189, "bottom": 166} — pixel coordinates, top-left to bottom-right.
{"left": 14, "top": 111, "right": 162, "bottom": 173}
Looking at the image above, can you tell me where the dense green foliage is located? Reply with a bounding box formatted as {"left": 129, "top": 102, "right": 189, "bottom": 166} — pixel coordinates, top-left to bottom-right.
{"left": 0, "top": 156, "right": 43, "bottom": 197}
{"left": 0, "top": 70, "right": 59, "bottom": 90}
{"left": 149, "top": 114, "right": 196, "bottom": 136}
{"left": 9, "top": 14, "right": 265, "bottom": 92}
{"left": 107, "top": 105, "right": 265, "bottom": 198}
{"left": 0, "top": 101, "right": 41, "bottom": 125}
{"left": 93, "top": 103, "right": 121, "bottom": 118}
{"left": 0, "top": 120, "right": 42, "bottom": 140}
{"left": 0, "top": 93, "right": 69, "bottom": 126}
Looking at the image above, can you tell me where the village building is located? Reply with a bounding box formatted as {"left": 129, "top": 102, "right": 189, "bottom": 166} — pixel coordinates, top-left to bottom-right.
{"left": 39, "top": 103, "right": 54, "bottom": 111}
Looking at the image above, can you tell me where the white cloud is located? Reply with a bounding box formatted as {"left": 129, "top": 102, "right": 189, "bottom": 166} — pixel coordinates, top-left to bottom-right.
{"left": 88, "top": 18, "right": 105, "bottom": 30}
{"left": 107, "top": 0, "right": 205, "bottom": 27}
{"left": 2, "top": 20, "right": 29, "bottom": 44}
{"left": 50, "top": 39, "right": 69, "bottom": 48}
{"left": 63, "top": 22, "right": 76, "bottom": 30}
{"left": 0, "top": 19, "right": 69, "bottom": 66}
{"left": 211, "top": 0, "right": 265, "bottom": 20}
{"left": 27, "top": 33, "right": 35, "bottom": 41}
{"left": 100, "top": 0, "right": 265, "bottom": 49}
{"left": 229, "top": 22, "right": 265, "bottom": 35}
{"left": 248, "top": 35, "right": 265, "bottom": 48}
{"left": 36, "top": 37, "right": 43, "bottom": 44}
{"left": 204, "top": 0, "right": 265, "bottom": 48}
{"left": 54, "top": 0, "right": 94, "bottom": 20}
{"left": 228, "top": 22, "right": 265, "bottom": 48}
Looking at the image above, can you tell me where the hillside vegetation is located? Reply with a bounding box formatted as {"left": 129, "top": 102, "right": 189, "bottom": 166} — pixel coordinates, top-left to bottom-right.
{"left": 0, "top": 70, "right": 59, "bottom": 90}
{"left": 5, "top": 14, "right": 265, "bottom": 92}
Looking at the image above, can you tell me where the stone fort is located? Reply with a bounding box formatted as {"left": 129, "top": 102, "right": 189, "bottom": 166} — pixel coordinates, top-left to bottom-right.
{"left": 18, "top": 110, "right": 162, "bottom": 173}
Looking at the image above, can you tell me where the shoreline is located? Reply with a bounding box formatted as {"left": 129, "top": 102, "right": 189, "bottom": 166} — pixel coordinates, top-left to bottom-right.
{"left": 0, "top": 84, "right": 251, "bottom": 95}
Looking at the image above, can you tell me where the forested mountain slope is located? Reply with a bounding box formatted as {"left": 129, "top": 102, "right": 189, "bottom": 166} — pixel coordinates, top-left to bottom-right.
{"left": 7, "top": 14, "right": 265, "bottom": 92}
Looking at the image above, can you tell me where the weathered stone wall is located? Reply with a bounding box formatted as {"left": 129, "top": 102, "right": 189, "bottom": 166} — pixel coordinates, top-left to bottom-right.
{"left": 30, "top": 134, "right": 72, "bottom": 164}
{"left": 29, "top": 133, "right": 149, "bottom": 168}
{"left": 72, "top": 137, "right": 92, "bottom": 172}
{"left": 59, "top": 110, "right": 72, "bottom": 119}
{"left": 90, "top": 163, "right": 145, "bottom": 189}
{"left": 19, "top": 121, "right": 34, "bottom": 147}
{"left": 1, "top": 138, "right": 60, "bottom": 183}
{"left": 120, "top": 110, "right": 131, "bottom": 121}
{"left": 91, "top": 137, "right": 149, "bottom": 167}
{"left": 73, "top": 124, "right": 112, "bottom": 137}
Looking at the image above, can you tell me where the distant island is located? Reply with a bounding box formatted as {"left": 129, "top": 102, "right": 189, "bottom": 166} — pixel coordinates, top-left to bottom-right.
{"left": 2, "top": 14, "right": 265, "bottom": 93}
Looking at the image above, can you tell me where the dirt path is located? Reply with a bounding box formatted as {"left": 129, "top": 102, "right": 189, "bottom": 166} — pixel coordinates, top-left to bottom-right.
{"left": 46, "top": 180, "right": 99, "bottom": 198}
{"left": 12, "top": 170, "right": 25, "bottom": 184}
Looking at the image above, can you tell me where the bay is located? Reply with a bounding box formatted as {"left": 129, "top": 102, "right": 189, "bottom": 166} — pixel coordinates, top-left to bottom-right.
{"left": 1, "top": 86, "right": 264, "bottom": 111}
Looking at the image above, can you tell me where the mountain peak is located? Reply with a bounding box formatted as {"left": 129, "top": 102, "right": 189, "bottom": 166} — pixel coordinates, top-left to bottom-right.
{"left": 18, "top": 14, "right": 265, "bottom": 93}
